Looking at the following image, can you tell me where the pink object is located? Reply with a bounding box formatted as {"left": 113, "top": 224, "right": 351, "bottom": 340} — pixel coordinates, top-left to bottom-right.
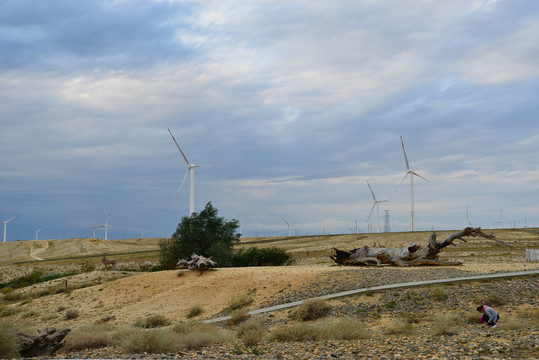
{"left": 479, "top": 316, "right": 484, "bottom": 323}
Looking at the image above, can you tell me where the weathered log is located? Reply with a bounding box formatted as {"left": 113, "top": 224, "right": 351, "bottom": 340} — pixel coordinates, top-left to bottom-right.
{"left": 17, "top": 327, "right": 71, "bottom": 357}
{"left": 176, "top": 253, "right": 217, "bottom": 272}
{"left": 331, "top": 227, "right": 510, "bottom": 267}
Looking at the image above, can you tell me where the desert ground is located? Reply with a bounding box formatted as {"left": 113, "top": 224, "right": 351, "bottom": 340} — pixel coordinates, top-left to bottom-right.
{"left": 1, "top": 228, "right": 538, "bottom": 359}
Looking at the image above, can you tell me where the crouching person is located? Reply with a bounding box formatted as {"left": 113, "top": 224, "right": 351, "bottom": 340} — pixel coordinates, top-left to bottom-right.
{"left": 477, "top": 305, "right": 500, "bottom": 328}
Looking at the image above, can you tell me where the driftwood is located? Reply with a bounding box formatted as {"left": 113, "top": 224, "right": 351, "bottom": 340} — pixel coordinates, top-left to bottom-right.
{"left": 176, "top": 253, "right": 217, "bottom": 272}
{"left": 331, "top": 227, "right": 511, "bottom": 267}
{"left": 17, "top": 327, "right": 71, "bottom": 357}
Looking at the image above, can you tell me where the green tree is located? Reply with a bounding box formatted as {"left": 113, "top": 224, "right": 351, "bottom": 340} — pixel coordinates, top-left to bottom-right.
{"left": 159, "top": 202, "right": 240, "bottom": 269}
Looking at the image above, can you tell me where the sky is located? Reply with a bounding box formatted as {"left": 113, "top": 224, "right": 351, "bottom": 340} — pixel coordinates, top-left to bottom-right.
{"left": 1, "top": 0, "right": 538, "bottom": 241}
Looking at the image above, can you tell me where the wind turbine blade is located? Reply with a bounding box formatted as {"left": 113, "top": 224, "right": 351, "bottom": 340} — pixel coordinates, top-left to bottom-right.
{"left": 366, "top": 181, "right": 376, "bottom": 201}
{"left": 105, "top": 211, "right": 111, "bottom": 225}
{"left": 411, "top": 171, "right": 429, "bottom": 182}
{"left": 168, "top": 129, "right": 190, "bottom": 166}
{"left": 281, "top": 216, "right": 290, "bottom": 226}
{"left": 393, "top": 172, "right": 409, "bottom": 194}
{"left": 367, "top": 202, "right": 376, "bottom": 222}
{"left": 400, "top": 136, "right": 410, "bottom": 170}
{"left": 174, "top": 168, "right": 190, "bottom": 201}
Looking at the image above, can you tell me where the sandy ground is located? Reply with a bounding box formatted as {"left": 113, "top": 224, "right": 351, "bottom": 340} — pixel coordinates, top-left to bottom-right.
{"left": 5, "top": 257, "right": 538, "bottom": 330}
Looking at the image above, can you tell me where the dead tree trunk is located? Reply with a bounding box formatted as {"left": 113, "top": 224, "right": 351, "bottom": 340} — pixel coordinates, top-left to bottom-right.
{"left": 331, "top": 227, "right": 511, "bottom": 267}
{"left": 176, "top": 253, "right": 217, "bottom": 272}
{"left": 17, "top": 327, "right": 71, "bottom": 357}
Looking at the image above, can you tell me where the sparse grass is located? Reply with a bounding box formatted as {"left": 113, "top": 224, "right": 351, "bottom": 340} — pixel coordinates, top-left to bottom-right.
{"left": 133, "top": 314, "right": 170, "bottom": 328}
{"left": 66, "top": 309, "right": 79, "bottom": 319}
{"left": 269, "top": 318, "right": 369, "bottom": 342}
{"left": 118, "top": 328, "right": 179, "bottom": 354}
{"left": 65, "top": 324, "right": 117, "bottom": 350}
{"left": 481, "top": 294, "right": 507, "bottom": 307}
{"left": 226, "top": 294, "right": 253, "bottom": 312}
{"left": 227, "top": 308, "right": 250, "bottom": 325}
{"left": 173, "top": 322, "right": 234, "bottom": 350}
{"left": 291, "top": 299, "right": 331, "bottom": 321}
{"left": 432, "top": 312, "right": 461, "bottom": 335}
{"left": 186, "top": 305, "right": 204, "bottom": 319}
{"left": 0, "top": 306, "right": 21, "bottom": 317}
{"left": 0, "top": 320, "right": 21, "bottom": 358}
{"left": 431, "top": 285, "right": 449, "bottom": 301}
{"left": 236, "top": 317, "right": 266, "bottom": 346}
{"left": 385, "top": 318, "right": 415, "bottom": 335}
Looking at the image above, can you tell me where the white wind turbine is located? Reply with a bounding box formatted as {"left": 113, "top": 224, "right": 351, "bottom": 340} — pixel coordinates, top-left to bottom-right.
{"left": 366, "top": 181, "right": 388, "bottom": 233}
{"left": 1, "top": 214, "right": 20, "bottom": 242}
{"left": 92, "top": 211, "right": 111, "bottom": 240}
{"left": 281, "top": 216, "right": 296, "bottom": 236}
{"left": 168, "top": 129, "right": 209, "bottom": 217}
{"left": 493, "top": 209, "right": 503, "bottom": 228}
{"left": 28, "top": 227, "right": 42, "bottom": 241}
{"left": 465, "top": 206, "right": 472, "bottom": 227}
{"left": 398, "top": 136, "right": 429, "bottom": 232}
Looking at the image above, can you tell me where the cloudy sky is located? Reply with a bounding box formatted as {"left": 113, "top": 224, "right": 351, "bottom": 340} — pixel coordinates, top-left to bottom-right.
{"left": 1, "top": 0, "right": 538, "bottom": 241}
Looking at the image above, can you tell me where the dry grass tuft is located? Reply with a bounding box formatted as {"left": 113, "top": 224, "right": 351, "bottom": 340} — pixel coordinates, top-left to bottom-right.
{"left": 270, "top": 318, "right": 369, "bottom": 342}
{"left": 385, "top": 318, "right": 415, "bottom": 335}
{"left": 0, "top": 320, "right": 21, "bottom": 358}
{"left": 227, "top": 308, "right": 250, "bottom": 325}
{"left": 291, "top": 299, "right": 331, "bottom": 321}
{"left": 226, "top": 294, "right": 253, "bottom": 312}
{"left": 236, "top": 317, "right": 266, "bottom": 346}
{"left": 432, "top": 312, "right": 461, "bottom": 335}
{"left": 118, "top": 328, "right": 178, "bottom": 354}
{"left": 133, "top": 314, "right": 170, "bottom": 328}
{"left": 65, "top": 324, "right": 117, "bottom": 351}
{"left": 173, "top": 322, "right": 234, "bottom": 350}
{"left": 186, "top": 305, "right": 204, "bottom": 319}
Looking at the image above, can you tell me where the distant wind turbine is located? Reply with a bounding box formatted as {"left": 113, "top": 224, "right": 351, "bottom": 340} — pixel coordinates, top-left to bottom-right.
{"left": 28, "top": 227, "right": 42, "bottom": 241}
{"left": 92, "top": 211, "right": 111, "bottom": 240}
{"left": 366, "top": 180, "right": 388, "bottom": 233}
{"left": 168, "top": 128, "right": 209, "bottom": 217}
{"left": 1, "top": 214, "right": 21, "bottom": 242}
{"left": 398, "top": 136, "right": 429, "bottom": 232}
{"left": 281, "top": 216, "right": 296, "bottom": 236}
{"left": 493, "top": 209, "right": 503, "bottom": 228}
{"left": 465, "top": 206, "right": 472, "bottom": 227}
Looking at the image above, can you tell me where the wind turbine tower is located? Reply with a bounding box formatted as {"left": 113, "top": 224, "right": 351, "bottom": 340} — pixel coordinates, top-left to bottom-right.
{"left": 366, "top": 180, "right": 388, "bottom": 233}
{"left": 93, "top": 211, "right": 111, "bottom": 240}
{"left": 1, "top": 214, "right": 20, "bottom": 242}
{"left": 399, "top": 136, "right": 429, "bottom": 232}
{"left": 168, "top": 129, "right": 208, "bottom": 217}
{"left": 383, "top": 210, "right": 391, "bottom": 233}
{"left": 465, "top": 206, "right": 472, "bottom": 227}
{"left": 28, "top": 227, "right": 42, "bottom": 241}
{"left": 281, "top": 217, "right": 296, "bottom": 236}
{"left": 493, "top": 209, "right": 503, "bottom": 229}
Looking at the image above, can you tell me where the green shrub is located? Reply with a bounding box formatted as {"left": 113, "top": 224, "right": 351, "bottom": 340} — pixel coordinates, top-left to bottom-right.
{"left": 232, "top": 247, "right": 293, "bottom": 267}
{"left": 134, "top": 314, "right": 170, "bottom": 328}
{"left": 65, "top": 324, "right": 117, "bottom": 350}
{"left": 0, "top": 306, "right": 21, "bottom": 317}
{"left": 0, "top": 320, "right": 21, "bottom": 358}
{"left": 269, "top": 322, "right": 320, "bottom": 341}
{"left": 291, "top": 299, "right": 331, "bottom": 321}
{"left": 186, "top": 305, "right": 204, "bottom": 319}
{"left": 81, "top": 260, "right": 96, "bottom": 273}
{"left": 13, "top": 268, "right": 44, "bottom": 288}
{"left": 236, "top": 317, "right": 266, "bottom": 346}
{"left": 118, "top": 328, "right": 178, "bottom": 354}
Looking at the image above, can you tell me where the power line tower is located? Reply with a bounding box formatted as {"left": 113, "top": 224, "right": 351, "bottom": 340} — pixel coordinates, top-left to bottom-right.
{"left": 383, "top": 210, "right": 391, "bottom": 233}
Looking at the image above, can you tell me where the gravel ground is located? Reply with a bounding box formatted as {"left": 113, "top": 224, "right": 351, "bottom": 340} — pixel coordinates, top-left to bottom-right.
{"left": 51, "top": 270, "right": 538, "bottom": 360}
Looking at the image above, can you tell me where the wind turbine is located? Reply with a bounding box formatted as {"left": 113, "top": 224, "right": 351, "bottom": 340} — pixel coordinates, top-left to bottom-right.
{"left": 493, "top": 209, "right": 502, "bottom": 229}
{"left": 281, "top": 216, "right": 296, "bottom": 236}
{"left": 366, "top": 180, "right": 388, "bottom": 233}
{"left": 399, "top": 136, "right": 429, "bottom": 232}
{"left": 92, "top": 211, "right": 111, "bottom": 240}
{"left": 465, "top": 206, "right": 472, "bottom": 227}
{"left": 28, "top": 227, "right": 42, "bottom": 241}
{"left": 1, "top": 214, "right": 20, "bottom": 242}
{"left": 168, "top": 128, "right": 208, "bottom": 217}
